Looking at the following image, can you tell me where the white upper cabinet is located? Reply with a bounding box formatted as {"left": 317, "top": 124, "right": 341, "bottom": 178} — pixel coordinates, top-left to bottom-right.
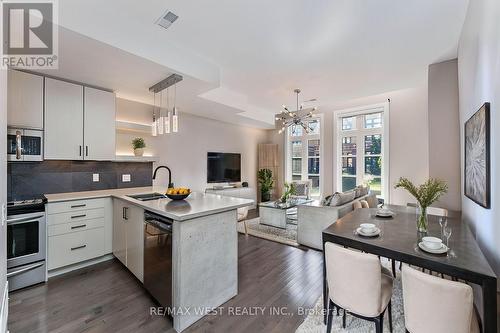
{"left": 44, "top": 78, "right": 84, "bottom": 160}
{"left": 44, "top": 77, "right": 116, "bottom": 161}
{"left": 7, "top": 70, "right": 44, "bottom": 129}
{"left": 84, "top": 87, "right": 116, "bottom": 160}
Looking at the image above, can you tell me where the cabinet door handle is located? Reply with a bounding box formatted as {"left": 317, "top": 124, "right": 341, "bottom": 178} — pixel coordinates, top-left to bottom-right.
{"left": 15, "top": 130, "right": 22, "bottom": 160}
{"left": 71, "top": 245, "right": 86, "bottom": 251}
{"left": 79, "top": 145, "right": 82, "bottom": 157}
{"left": 85, "top": 146, "right": 88, "bottom": 157}
{"left": 123, "top": 207, "right": 128, "bottom": 220}
{"left": 71, "top": 204, "right": 86, "bottom": 208}
{"left": 71, "top": 214, "right": 86, "bottom": 219}
{"left": 71, "top": 224, "right": 86, "bottom": 229}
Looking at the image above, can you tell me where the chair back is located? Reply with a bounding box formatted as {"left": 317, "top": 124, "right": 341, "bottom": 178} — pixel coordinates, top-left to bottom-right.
{"left": 291, "top": 180, "right": 312, "bottom": 199}
{"left": 402, "top": 265, "right": 475, "bottom": 333}
{"left": 324, "top": 242, "right": 382, "bottom": 317}
{"left": 406, "top": 203, "right": 448, "bottom": 217}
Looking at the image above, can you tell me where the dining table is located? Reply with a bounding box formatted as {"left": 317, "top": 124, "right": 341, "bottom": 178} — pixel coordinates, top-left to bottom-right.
{"left": 322, "top": 205, "right": 497, "bottom": 333}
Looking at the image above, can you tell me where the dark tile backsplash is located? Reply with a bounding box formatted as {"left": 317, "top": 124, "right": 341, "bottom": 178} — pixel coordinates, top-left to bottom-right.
{"left": 8, "top": 161, "right": 153, "bottom": 201}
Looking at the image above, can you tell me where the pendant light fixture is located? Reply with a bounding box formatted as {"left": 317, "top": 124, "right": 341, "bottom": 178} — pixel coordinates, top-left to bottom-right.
{"left": 158, "top": 91, "right": 164, "bottom": 135}
{"left": 172, "top": 82, "right": 179, "bottom": 133}
{"left": 165, "top": 87, "right": 171, "bottom": 134}
{"left": 149, "top": 73, "right": 183, "bottom": 135}
{"left": 151, "top": 92, "right": 158, "bottom": 137}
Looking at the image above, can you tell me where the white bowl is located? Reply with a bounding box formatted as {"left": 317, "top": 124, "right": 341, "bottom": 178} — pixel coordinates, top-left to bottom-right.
{"left": 360, "top": 223, "right": 376, "bottom": 233}
{"left": 422, "top": 236, "right": 443, "bottom": 250}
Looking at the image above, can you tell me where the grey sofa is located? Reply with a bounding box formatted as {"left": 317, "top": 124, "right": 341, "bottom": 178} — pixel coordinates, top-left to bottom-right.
{"left": 297, "top": 192, "right": 377, "bottom": 250}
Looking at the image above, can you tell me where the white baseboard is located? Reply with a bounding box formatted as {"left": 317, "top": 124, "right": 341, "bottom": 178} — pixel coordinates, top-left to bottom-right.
{"left": 0, "top": 281, "right": 8, "bottom": 333}
{"left": 47, "top": 254, "right": 114, "bottom": 278}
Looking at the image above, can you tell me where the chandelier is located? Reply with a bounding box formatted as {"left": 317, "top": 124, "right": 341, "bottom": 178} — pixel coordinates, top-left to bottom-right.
{"left": 277, "top": 89, "right": 318, "bottom": 134}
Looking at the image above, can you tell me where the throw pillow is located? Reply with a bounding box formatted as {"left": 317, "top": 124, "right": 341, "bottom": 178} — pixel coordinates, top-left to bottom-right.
{"left": 322, "top": 194, "right": 333, "bottom": 206}
{"left": 330, "top": 190, "right": 356, "bottom": 206}
{"left": 354, "top": 184, "right": 370, "bottom": 198}
{"left": 353, "top": 201, "right": 362, "bottom": 210}
{"left": 365, "top": 195, "right": 378, "bottom": 208}
{"left": 360, "top": 200, "right": 369, "bottom": 208}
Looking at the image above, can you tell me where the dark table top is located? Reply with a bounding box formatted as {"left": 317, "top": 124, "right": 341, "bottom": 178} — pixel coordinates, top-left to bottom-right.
{"left": 322, "top": 205, "right": 496, "bottom": 282}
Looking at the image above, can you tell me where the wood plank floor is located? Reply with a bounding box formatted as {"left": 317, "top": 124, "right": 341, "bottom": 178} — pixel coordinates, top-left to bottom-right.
{"left": 8, "top": 234, "right": 323, "bottom": 333}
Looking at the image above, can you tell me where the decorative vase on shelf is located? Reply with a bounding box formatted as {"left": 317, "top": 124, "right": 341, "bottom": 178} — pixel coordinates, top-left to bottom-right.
{"left": 416, "top": 204, "right": 428, "bottom": 233}
{"left": 134, "top": 148, "right": 144, "bottom": 157}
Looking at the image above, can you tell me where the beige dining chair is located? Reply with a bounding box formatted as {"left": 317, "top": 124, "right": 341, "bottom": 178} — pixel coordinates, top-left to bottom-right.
{"left": 325, "top": 243, "right": 393, "bottom": 333}
{"left": 406, "top": 203, "right": 448, "bottom": 217}
{"left": 401, "top": 265, "right": 480, "bottom": 333}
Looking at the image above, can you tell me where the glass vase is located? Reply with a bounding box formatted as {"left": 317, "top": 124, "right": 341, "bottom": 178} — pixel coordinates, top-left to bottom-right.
{"left": 416, "top": 205, "right": 428, "bottom": 233}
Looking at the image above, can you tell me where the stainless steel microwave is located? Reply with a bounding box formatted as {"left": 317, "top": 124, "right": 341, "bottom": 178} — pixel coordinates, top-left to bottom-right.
{"left": 7, "top": 127, "right": 43, "bottom": 161}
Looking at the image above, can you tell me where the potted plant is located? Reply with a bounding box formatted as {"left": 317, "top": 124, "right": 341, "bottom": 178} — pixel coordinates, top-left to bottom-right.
{"left": 132, "top": 137, "right": 146, "bottom": 157}
{"left": 280, "top": 182, "right": 297, "bottom": 203}
{"left": 394, "top": 177, "right": 448, "bottom": 233}
{"left": 258, "top": 169, "right": 274, "bottom": 202}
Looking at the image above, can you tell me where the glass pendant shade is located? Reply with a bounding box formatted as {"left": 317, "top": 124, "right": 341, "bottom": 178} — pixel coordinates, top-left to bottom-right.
{"left": 158, "top": 115, "right": 164, "bottom": 134}
{"left": 151, "top": 114, "right": 157, "bottom": 137}
{"left": 172, "top": 107, "right": 179, "bottom": 133}
{"left": 165, "top": 111, "right": 171, "bottom": 134}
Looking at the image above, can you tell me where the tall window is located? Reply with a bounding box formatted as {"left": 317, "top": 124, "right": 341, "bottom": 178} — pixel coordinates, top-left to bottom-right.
{"left": 287, "top": 118, "right": 322, "bottom": 197}
{"left": 337, "top": 106, "right": 388, "bottom": 199}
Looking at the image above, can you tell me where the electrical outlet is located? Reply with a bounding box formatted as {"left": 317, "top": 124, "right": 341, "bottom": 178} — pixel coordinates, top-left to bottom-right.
{"left": 93, "top": 173, "right": 99, "bottom": 182}
{"left": 122, "top": 174, "right": 131, "bottom": 182}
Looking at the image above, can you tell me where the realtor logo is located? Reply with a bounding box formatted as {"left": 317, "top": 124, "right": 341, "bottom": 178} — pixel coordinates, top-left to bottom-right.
{"left": 1, "top": 0, "right": 58, "bottom": 68}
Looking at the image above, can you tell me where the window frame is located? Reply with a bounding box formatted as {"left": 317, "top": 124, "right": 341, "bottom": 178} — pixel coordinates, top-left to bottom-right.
{"left": 285, "top": 114, "right": 324, "bottom": 198}
{"left": 333, "top": 103, "right": 390, "bottom": 200}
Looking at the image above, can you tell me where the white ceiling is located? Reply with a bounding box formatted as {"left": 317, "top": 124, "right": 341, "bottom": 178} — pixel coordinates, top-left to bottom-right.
{"left": 54, "top": 0, "right": 469, "bottom": 127}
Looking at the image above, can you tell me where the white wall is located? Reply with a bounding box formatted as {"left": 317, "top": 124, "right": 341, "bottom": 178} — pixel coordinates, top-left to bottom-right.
{"left": 115, "top": 98, "right": 158, "bottom": 157}
{"left": 0, "top": 69, "right": 8, "bottom": 332}
{"left": 428, "top": 59, "right": 461, "bottom": 211}
{"left": 270, "top": 85, "right": 430, "bottom": 206}
{"left": 458, "top": 0, "right": 500, "bottom": 287}
{"left": 116, "top": 98, "right": 269, "bottom": 198}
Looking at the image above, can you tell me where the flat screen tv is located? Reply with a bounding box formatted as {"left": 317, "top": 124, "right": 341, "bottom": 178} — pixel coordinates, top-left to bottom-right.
{"left": 207, "top": 152, "right": 241, "bottom": 183}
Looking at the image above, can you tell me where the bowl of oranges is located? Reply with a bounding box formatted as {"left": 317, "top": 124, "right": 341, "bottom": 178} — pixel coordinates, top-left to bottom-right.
{"left": 166, "top": 187, "right": 191, "bottom": 200}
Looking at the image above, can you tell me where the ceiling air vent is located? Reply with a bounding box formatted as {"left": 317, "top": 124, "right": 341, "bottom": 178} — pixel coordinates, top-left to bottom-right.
{"left": 156, "top": 10, "right": 178, "bottom": 30}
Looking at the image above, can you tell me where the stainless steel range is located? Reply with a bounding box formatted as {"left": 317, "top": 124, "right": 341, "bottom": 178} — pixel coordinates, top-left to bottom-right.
{"left": 7, "top": 197, "right": 47, "bottom": 291}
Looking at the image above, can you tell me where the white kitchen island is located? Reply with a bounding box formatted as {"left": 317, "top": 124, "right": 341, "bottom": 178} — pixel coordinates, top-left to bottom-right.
{"left": 45, "top": 188, "right": 253, "bottom": 332}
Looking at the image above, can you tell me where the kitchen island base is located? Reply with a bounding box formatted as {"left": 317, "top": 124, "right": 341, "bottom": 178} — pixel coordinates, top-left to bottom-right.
{"left": 172, "top": 209, "right": 238, "bottom": 332}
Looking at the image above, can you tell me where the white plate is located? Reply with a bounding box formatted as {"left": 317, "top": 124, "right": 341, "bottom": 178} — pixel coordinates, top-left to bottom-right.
{"left": 418, "top": 242, "right": 449, "bottom": 254}
{"left": 356, "top": 227, "right": 381, "bottom": 237}
{"left": 376, "top": 210, "right": 394, "bottom": 217}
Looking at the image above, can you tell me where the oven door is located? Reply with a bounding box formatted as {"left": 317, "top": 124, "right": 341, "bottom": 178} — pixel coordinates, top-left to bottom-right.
{"left": 7, "top": 212, "right": 46, "bottom": 268}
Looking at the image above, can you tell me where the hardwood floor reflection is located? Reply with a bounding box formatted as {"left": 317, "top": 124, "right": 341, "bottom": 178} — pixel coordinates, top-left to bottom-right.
{"left": 8, "top": 234, "right": 323, "bottom": 333}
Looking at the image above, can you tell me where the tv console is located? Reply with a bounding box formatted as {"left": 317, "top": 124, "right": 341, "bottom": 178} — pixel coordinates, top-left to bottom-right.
{"left": 205, "top": 186, "right": 256, "bottom": 210}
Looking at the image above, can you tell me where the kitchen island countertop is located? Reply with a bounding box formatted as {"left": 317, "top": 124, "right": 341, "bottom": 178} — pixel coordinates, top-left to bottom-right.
{"left": 44, "top": 186, "right": 253, "bottom": 221}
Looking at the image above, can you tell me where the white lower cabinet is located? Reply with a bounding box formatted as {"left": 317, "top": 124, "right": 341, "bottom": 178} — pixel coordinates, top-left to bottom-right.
{"left": 47, "top": 198, "right": 112, "bottom": 271}
{"left": 112, "top": 198, "right": 144, "bottom": 282}
{"left": 48, "top": 228, "right": 105, "bottom": 270}
{"left": 112, "top": 199, "right": 127, "bottom": 266}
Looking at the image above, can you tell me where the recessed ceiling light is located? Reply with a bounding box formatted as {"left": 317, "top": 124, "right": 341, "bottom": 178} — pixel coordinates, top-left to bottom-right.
{"left": 156, "top": 10, "right": 178, "bottom": 30}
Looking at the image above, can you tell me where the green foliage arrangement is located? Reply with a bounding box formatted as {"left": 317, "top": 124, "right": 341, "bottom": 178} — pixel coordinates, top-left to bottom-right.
{"left": 132, "top": 137, "right": 146, "bottom": 150}
{"left": 394, "top": 177, "right": 448, "bottom": 231}
{"left": 280, "top": 182, "right": 297, "bottom": 203}
{"left": 258, "top": 169, "right": 274, "bottom": 201}
{"left": 394, "top": 177, "right": 448, "bottom": 208}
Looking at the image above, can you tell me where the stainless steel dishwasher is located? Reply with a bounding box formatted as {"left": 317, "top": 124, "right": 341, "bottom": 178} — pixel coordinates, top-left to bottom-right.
{"left": 144, "top": 211, "right": 173, "bottom": 310}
